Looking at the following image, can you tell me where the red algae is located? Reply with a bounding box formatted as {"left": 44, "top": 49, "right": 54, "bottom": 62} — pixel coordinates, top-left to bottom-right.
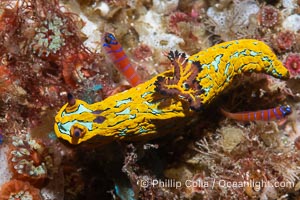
{"left": 0, "top": 0, "right": 113, "bottom": 131}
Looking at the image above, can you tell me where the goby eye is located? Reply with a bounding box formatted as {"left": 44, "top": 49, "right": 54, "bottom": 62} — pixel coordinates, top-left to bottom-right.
{"left": 104, "top": 32, "right": 117, "bottom": 45}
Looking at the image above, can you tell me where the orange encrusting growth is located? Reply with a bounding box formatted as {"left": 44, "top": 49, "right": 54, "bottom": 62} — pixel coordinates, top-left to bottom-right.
{"left": 221, "top": 106, "right": 292, "bottom": 121}
{"left": 103, "top": 32, "right": 142, "bottom": 86}
{"left": 0, "top": 180, "right": 42, "bottom": 200}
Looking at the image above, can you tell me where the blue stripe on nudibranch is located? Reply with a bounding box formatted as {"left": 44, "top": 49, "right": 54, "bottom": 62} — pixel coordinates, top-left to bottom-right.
{"left": 62, "top": 104, "right": 93, "bottom": 117}
{"left": 115, "top": 98, "right": 132, "bottom": 108}
{"left": 224, "top": 63, "right": 230, "bottom": 75}
{"left": 211, "top": 54, "right": 223, "bottom": 72}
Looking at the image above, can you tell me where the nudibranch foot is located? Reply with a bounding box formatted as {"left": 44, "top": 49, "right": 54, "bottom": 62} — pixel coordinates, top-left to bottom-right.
{"left": 155, "top": 50, "right": 203, "bottom": 110}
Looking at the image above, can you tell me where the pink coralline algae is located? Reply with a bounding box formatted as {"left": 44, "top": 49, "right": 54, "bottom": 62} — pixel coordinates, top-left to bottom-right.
{"left": 283, "top": 53, "right": 300, "bottom": 78}
{"left": 132, "top": 44, "right": 153, "bottom": 61}
{"left": 257, "top": 5, "right": 280, "bottom": 28}
{"left": 168, "top": 11, "right": 190, "bottom": 35}
{"left": 273, "top": 31, "right": 296, "bottom": 53}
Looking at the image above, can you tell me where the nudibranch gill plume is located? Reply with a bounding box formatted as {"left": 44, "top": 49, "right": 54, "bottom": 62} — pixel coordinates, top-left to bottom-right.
{"left": 54, "top": 39, "right": 289, "bottom": 145}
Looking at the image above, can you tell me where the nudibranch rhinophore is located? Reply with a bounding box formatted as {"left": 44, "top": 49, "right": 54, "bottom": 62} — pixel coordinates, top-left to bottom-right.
{"left": 54, "top": 39, "right": 289, "bottom": 145}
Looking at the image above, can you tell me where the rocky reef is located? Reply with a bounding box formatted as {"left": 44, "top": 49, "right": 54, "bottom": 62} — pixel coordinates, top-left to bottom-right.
{"left": 0, "top": 0, "right": 300, "bottom": 199}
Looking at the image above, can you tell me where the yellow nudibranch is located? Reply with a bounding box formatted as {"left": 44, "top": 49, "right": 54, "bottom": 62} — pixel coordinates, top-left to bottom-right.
{"left": 54, "top": 39, "right": 289, "bottom": 145}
